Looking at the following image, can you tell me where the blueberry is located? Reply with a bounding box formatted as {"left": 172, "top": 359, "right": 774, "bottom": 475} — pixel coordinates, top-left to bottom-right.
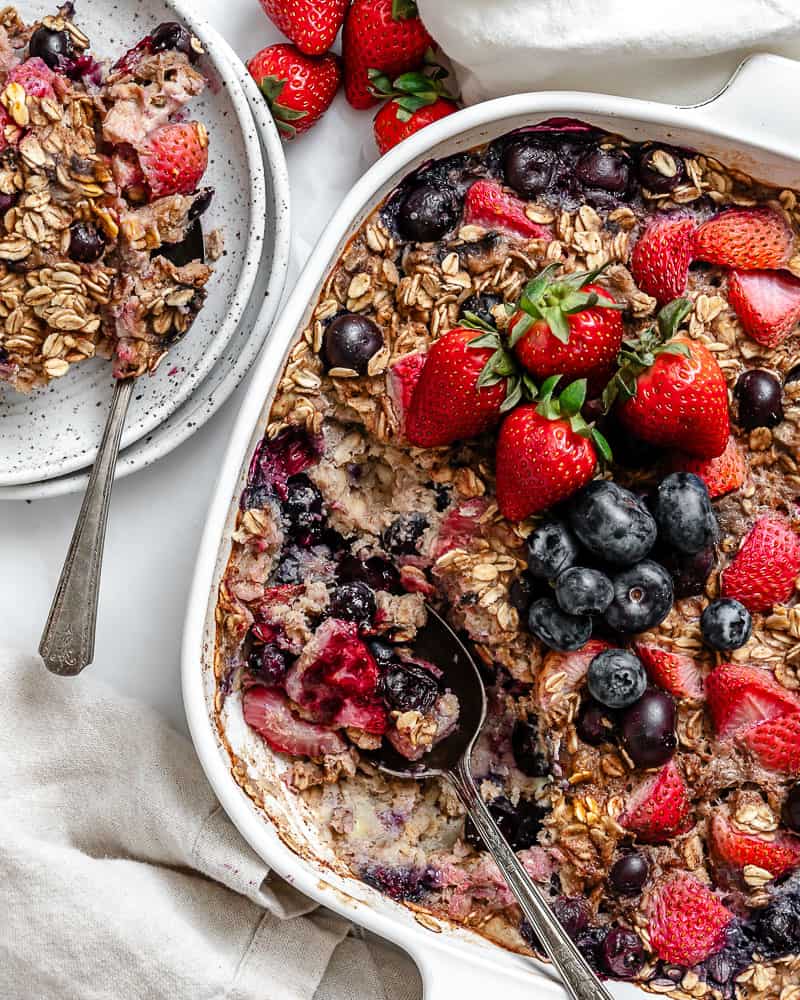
{"left": 526, "top": 520, "right": 581, "bottom": 579}
{"left": 502, "top": 139, "right": 557, "bottom": 198}
{"left": 576, "top": 927, "right": 607, "bottom": 973}
{"left": 602, "top": 927, "right": 645, "bottom": 979}
{"left": 569, "top": 481, "right": 657, "bottom": 566}
{"left": 283, "top": 473, "right": 324, "bottom": 534}
{"left": 366, "top": 637, "right": 398, "bottom": 668}
{"left": 151, "top": 20, "right": 200, "bottom": 62}
{"left": 29, "top": 24, "right": 73, "bottom": 67}
{"left": 509, "top": 572, "right": 547, "bottom": 616}
{"left": 637, "top": 145, "right": 685, "bottom": 193}
{"left": 157, "top": 218, "right": 204, "bottom": 267}
{"left": 657, "top": 544, "right": 714, "bottom": 599}
{"left": 784, "top": 783, "right": 800, "bottom": 832}
{"left": 620, "top": 688, "right": 677, "bottom": 767}
{"left": 362, "top": 864, "right": 431, "bottom": 902}
{"left": 587, "top": 649, "right": 647, "bottom": 709}
{"left": 273, "top": 546, "right": 305, "bottom": 584}
{"left": 247, "top": 643, "right": 292, "bottom": 686}
{"left": 381, "top": 512, "right": 428, "bottom": 555}
{"left": 321, "top": 313, "right": 383, "bottom": 374}
{"left": 604, "top": 560, "right": 674, "bottom": 633}
{"left": 465, "top": 795, "right": 538, "bottom": 852}
{"left": 575, "top": 146, "right": 631, "bottom": 193}
{"left": 756, "top": 893, "right": 800, "bottom": 957}
{"left": 68, "top": 221, "right": 106, "bottom": 262}
{"left": 609, "top": 852, "right": 649, "bottom": 896}
{"left": 338, "top": 553, "right": 401, "bottom": 593}
{"left": 397, "top": 182, "right": 460, "bottom": 242}
{"left": 735, "top": 369, "right": 783, "bottom": 430}
{"left": 555, "top": 566, "right": 614, "bottom": 615}
{"left": 511, "top": 719, "right": 549, "bottom": 777}
{"left": 528, "top": 597, "right": 592, "bottom": 652}
{"left": 576, "top": 699, "right": 616, "bottom": 745}
{"left": 655, "top": 472, "right": 719, "bottom": 555}
{"left": 701, "top": 598, "right": 752, "bottom": 651}
{"left": 328, "top": 581, "right": 376, "bottom": 624}
{"left": 380, "top": 662, "right": 439, "bottom": 713}
{"left": 460, "top": 292, "right": 503, "bottom": 327}
{"left": 552, "top": 896, "right": 589, "bottom": 938}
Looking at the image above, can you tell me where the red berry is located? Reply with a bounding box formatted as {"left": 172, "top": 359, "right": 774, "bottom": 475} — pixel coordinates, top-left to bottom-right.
{"left": 648, "top": 874, "right": 734, "bottom": 966}
{"left": 137, "top": 122, "right": 208, "bottom": 198}
{"left": 619, "top": 760, "right": 691, "bottom": 843}
{"left": 710, "top": 807, "right": 800, "bottom": 876}
{"left": 706, "top": 662, "right": 800, "bottom": 739}
{"left": 463, "top": 179, "right": 552, "bottom": 240}
{"left": 721, "top": 513, "right": 800, "bottom": 613}
{"left": 727, "top": 268, "right": 800, "bottom": 348}
{"left": 259, "top": 0, "right": 348, "bottom": 56}
{"left": 243, "top": 685, "right": 347, "bottom": 756}
{"left": 694, "top": 206, "right": 794, "bottom": 270}
{"left": 535, "top": 639, "right": 611, "bottom": 712}
{"left": 247, "top": 43, "right": 341, "bottom": 139}
{"left": 373, "top": 96, "right": 457, "bottom": 154}
{"left": 743, "top": 711, "right": 800, "bottom": 774}
{"left": 630, "top": 216, "right": 696, "bottom": 305}
{"left": 635, "top": 643, "right": 705, "bottom": 700}
{"left": 669, "top": 436, "right": 747, "bottom": 499}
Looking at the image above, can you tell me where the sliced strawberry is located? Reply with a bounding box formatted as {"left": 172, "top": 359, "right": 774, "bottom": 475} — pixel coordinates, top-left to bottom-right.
{"left": 7, "top": 57, "right": 56, "bottom": 99}
{"left": 536, "top": 639, "right": 611, "bottom": 712}
{"left": 635, "top": 644, "right": 705, "bottom": 699}
{"left": 242, "top": 685, "right": 347, "bottom": 757}
{"left": 630, "top": 216, "right": 696, "bottom": 305}
{"left": 463, "top": 180, "right": 552, "bottom": 240}
{"left": 137, "top": 122, "right": 209, "bottom": 199}
{"left": 694, "top": 207, "right": 794, "bottom": 271}
{"left": 431, "top": 498, "right": 491, "bottom": 560}
{"left": 743, "top": 712, "right": 800, "bottom": 774}
{"left": 709, "top": 809, "right": 800, "bottom": 877}
{"left": 706, "top": 662, "right": 800, "bottom": 739}
{"left": 669, "top": 437, "right": 747, "bottom": 499}
{"left": 619, "top": 760, "right": 692, "bottom": 843}
{"left": 648, "top": 873, "right": 734, "bottom": 966}
{"left": 387, "top": 351, "right": 425, "bottom": 431}
{"left": 727, "top": 269, "right": 800, "bottom": 348}
{"left": 721, "top": 513, "right": 800, "bottom": 613}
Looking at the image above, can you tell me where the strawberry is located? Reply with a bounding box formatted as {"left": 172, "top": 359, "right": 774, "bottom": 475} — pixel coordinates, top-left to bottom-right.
{"left": 635, "top": 644, "right": 705, "bottom": 700}
{"left": 630, "top": 216, "right": 696, "bottom": 305}
{"left": 247, "top": 43, "right": 341, "bottom": 139}
{"left": 619, "top": 759, "right": 692, "bottom": 843}
{"left": 669, "top": 436, "right": 747, "bottom": 499}
{"left": 242, "top": 685, "right": 348, "bottom": 757}
{"left": 706, "top": 662, "right": 800, "bottom": 739}
{"left": 606, "top": 299, "right": 730, "bottom": 459}
{"left": 721, "top": 512, "right": 800, "bottom": 613}
{"left": 370, "top": 69, "right": 458, "bottom": 153}
{"left": 387, "top": 350, "right": 425, "bottom": 429}
{"left": 258, "top": 0, "right": 348, "bottom": 55}
{"left": 694, "top": 206, "right": 794, "bottom": 271}
{"left": 343, "top": 0, "right": 432, "bottom": 110}
{"left": 647, "top": 874, "right": 734, "bottom": 966}
{"left": 710, "top": 808, "right": 800, "bottom": 876}
{"left": 7, "top": 57, "right": 56, "bottom": 99}
{"left": 137, "top": 122, "right": 208, "bottom": 198}
{"left": 374, "top": 96, "right": 457, "bottom": 153}
{"left": 508, "top": 264, "right": 623, "bottom": 386}
{"left": 463, "top": 179, "right": 552, "bottom": 241}
{"left": 405, "top": 325, "right": 523, "bottom": 447}
{"left": 727, "top": 268, "right": 800, "bottom": 348}
{"left": 495, "top": 378, "right": 610, "bottom": 521}
{"left": 536, "top": 639, "right": 611, "bottom": 712}
{"left": 743, "top": 712, "right": 800, "bottom": 774}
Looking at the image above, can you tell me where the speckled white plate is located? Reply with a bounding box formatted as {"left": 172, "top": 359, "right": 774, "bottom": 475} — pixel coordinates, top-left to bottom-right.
{"left": 0, "top": 0, "right": 266, "bottom": 486}
{"left": 0, "top": 25, "right": 290, "bottom": 501}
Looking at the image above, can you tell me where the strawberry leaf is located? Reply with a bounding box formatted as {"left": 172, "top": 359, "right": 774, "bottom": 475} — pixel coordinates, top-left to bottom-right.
{"left": 538, "top": 374, "right": 562, "bottom": 403}
{"left": 461, "top": 311, "right": 497, "bottom": 332}
{"left": 508, "top": 310, "right": 534, "bottom": 346}
{"left": 491, "top": 350, "right": 517, "bottom": 377}
{"left": 467, "top": 331, "right": 501, "bottom": 349}
{"left": 541, "top": 304, "right": 570, "bottom": 343}
{"left": 657, "top": 297, "right": 693, "bottom": 342}
{"left": 659, "top": 341, "right": 691, "bottom": 358}
{"left": 259, "top": 75, "right": 287, "bottom": 104}
{"left": 522, "top": 373, "right": 539, "bottom": 399}
{"left": 592, "top": 428, "right": 613, "bottom": 464}
{"left": 392, "top": 0, "right": 419, "bottom": 19}
{"left": 559, "top": 378, "right": 587, "bottom": 417}
{"left": 500, "top": 377, "right": 523, "bottom": 413}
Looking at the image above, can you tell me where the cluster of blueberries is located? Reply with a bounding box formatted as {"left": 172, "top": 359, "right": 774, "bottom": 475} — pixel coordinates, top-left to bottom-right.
{"left": 514, "top": 474, "right": 751, "bottom": 654}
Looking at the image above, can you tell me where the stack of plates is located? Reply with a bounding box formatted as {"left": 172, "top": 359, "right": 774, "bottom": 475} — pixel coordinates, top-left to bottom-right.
{"left": 0, "top": 0, "right": 290, "bottom": 500}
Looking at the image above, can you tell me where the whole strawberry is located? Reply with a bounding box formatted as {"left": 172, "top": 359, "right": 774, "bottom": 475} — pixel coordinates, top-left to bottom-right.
{"left": 721, "top": 512, "right": 800, "bottom": 613}
{"left": 509, "top": 264, "right": 623, "bottom": 387}
{"left": 370, "top": 69, "right": 457, "bottom": 153}
{"left": 495, "top": 377, "right": 611, "bottom": 521}
{"left": 343, "top": 0, "right": 432, "bottom": 110}
{"left": 247, "top": 43, "right": 341, "bottom": 139}
{"left": 405, "top": 325, "right": 523, "bottom": 447}
{"left": 259, "top": 0, "right": 348, "bottom": 55}
{"left": 605, "top": 299, "right": 730, "bottom": 459}
{"left": 138, "top": 122, "right": 208, "bottom": 198}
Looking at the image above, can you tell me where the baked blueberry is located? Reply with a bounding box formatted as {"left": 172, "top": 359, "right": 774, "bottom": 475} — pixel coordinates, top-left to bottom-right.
{"left": 735, "top": 369, "right": 783, "bottom": 430}
{"left": 283, "top": 473, "right": 324, "bottom": 534}
{"left": 459, "top": 291, "right": 503, "bottom": 327}
{"left": 569, "top": 481, "right": 657, "bottom": 566}
{"left": 576, "top": 699, "right": 616, "bottom": 746}
{"left": 381, "top": 512, "right": 428, "bottom": 555}
{"left": 526, "top": 520, "right": 581, "bottom": 580}
{"left": 654, "top": 472, "right": 718, "bottom": 555}
{"left": 602, "top": 928, "right": 645, "bottom": 979}
{"left": 273, "top": 546, "right": 305, "bottom": 584}
{"left": 555, "top": 566, "right": 614, "bottom": 615}
{"left": 366, "top": 637, "right": 398, "bottom": 669}
{"left": 636, "top": 145, "right": 685, "bottom": 193}
{"left": 511, "top": 719, "right": 549, "bottom": 777}
{"left": 587, "top": 649, "right": 647, "bottom": 709}
{"left": 68, "top": 221, "right": 106, "bottom": 263}
{"left": 29, "top": 24, "right": 73, "bottom": 67}
{"left": 397, "top": 182, "right": 460, "bottom": 242}
{"left": 502, "top": 139, "right": 557, "bottom": 198}
{"left": 509, "top": 572, "right": 547, "bottom": 616}
{"left": 247, "top": 643, "right": 293, "bottom": 686}
{"left": 657, "top": 544, "right": 714, "bottom": 598}
{"left": 321, "top": 313, "right": 383, "bottom": 374}
{"left": 157, "top": 218, "right": 205, "bottom": 267}
{"left": 464, "top": 795, "right": 546, "bottom": 852}
{"left": 701, "top": 597, "right": 752, "bottom": 651}
{"left": 151, "top": 21, "right": 199, "bottom": 61}
{"left": 575, "top": 146, "right": 631, "bottom": 193}
{"left": 609, "top": 852, "right": 649, "bottom": 896}
{"left": 328, "top": 581, "right": 376, "bottom": 624}
{"left": 380, "top": 662, "right": 439, "bottom": 714}
{"left": 528, "top": 597, "right": 592, "bottom": 652}
{"left": 551, "top": 896, "right": 589, "bottom": 938}
{"left": 620, "top": 688, "right": 677, "bottom": 767}
{"left": 756, "top": 892, "right": 800, "bottom": 957}
{"left": 604, "top": 560, "right": 674, "bottom": 633}
{"left": 784, "top": 782, "right": 800, "bottom": 832}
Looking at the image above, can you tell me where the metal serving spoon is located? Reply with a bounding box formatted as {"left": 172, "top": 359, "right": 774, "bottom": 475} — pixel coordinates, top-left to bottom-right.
{"left": 372, "top": 605, "right": 614, "bottom": 1000}
{"left": 39, "top": 378, "right": 134, "bottom": 675}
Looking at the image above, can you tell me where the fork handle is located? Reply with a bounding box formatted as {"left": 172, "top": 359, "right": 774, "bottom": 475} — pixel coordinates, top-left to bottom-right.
{"left": 448, "top": 759, "right": 616, "bottom": 1000}
{"left": 39, "top": 378, "right": 134, "bottom": 676}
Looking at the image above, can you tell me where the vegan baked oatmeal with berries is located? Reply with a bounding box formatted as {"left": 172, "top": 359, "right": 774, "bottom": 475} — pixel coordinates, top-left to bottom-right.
{"left": 214, "top": 119, "right": 800, "bottom": 998}
{"left": 0, "top": 3, "right": 216, "bottom": 393}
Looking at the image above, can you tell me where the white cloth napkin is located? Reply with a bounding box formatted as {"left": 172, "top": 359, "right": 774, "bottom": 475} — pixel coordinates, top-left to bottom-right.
{"left": 0, "top": 649, "right": 420, "bottom": 1000}
{"left": 418, "top": 0, "right": 800, "bottom": 105}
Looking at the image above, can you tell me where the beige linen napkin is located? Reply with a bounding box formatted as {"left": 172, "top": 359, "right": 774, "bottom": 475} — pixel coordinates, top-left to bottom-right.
{"left": 0, "top": 649, "right": 420, "bottom": 1000}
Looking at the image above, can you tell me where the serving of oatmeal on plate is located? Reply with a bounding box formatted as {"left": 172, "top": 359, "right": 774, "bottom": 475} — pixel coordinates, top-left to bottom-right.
{"left": 213, "top": 119, "right": 800, "bottom": 999}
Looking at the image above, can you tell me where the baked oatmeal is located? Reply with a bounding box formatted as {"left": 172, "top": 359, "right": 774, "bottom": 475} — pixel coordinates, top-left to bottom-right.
{"left": 214, "top": 120, "right": 800, "bottom": 998}
{"left": 0, "top": 3, "right": 216, "bottom": 393}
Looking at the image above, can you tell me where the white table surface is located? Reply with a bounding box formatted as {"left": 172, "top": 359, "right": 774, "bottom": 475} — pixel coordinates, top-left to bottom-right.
{"left": 1, "top": 0, "right": 376, "bottom": 732}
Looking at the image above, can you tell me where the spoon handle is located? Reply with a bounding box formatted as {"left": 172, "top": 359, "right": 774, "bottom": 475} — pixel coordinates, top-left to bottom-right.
{"left": 449, "top": 758, "right": 616, "bottom": 1000}
{"left": 39, "top": 378, "right": 134, "bottom": 676}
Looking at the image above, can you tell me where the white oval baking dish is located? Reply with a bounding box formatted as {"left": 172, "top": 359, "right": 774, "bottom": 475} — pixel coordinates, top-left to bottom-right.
{"left": 183, "top": 54, "right": 800, "bottom": 1000}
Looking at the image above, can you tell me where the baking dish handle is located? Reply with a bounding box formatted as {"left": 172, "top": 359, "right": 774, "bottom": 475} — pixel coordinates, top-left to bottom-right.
{"left": 413, "top": 941, "right": 566, "bottom": 1000}
{"left": 682, "top": 52, "right": 800, "bottom": 145}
